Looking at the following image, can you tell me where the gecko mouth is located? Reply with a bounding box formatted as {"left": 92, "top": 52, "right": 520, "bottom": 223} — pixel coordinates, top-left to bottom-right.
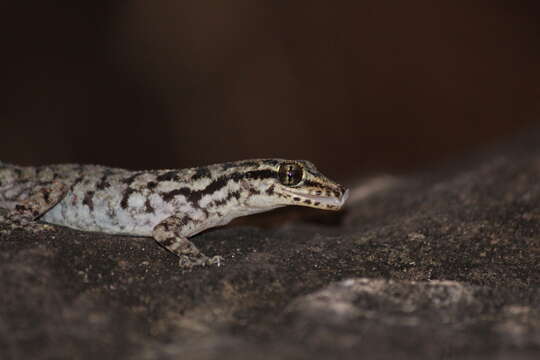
{"left": 282, "top": 187, "right": 350, "bottom": 210}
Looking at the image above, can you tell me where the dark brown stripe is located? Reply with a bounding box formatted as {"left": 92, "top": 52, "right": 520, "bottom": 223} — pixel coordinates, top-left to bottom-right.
{"left": 161, "top": 236, "right": 176, "bottom": 247}
{"left": 213, "top": 198, "right": 226, "bottom": 207}
{"left": 261, "top": 159, "right": 280, "bottom": 167}
{"left": 73, "top": 176, "right": 84, "bottom": 187}
{"left": 156, "top": 171, "right": 180, "bottom": 182}
{"left": 213, "top": 190, "right": 241, "bottom": 207}
{"left": 144, "top": 198, "right": 154, "bottom": 213}
{"left": 191, "top": 167, "right": 212, "bottom": 180}
{"left": 161, "top": 187, "right": 193, "bottom": 203}
{"left": 42, "top": 188, "right": 51, "bottom": 203}
{"left": 199, "top": 169, "right": 275, "bottom": 198}
{"left": 302, "top": 180, "right": 340, "bottom": 196}
{"left": 120, "top": 188, "right": 136, "bottom": 209}
{"left": 96, "top": 170, "right": 113, "bottom": 190}
{"left": 83, "top": 191, "right": 94, "bottom": 211}
{"left": 221, "top": 160, "right": 260, "bottom": 170}
{"left": 161, "top": 169, "right": 276, "bottom": 206}
{"left": 122, "top": 172, "right": 143, "bottom": 185}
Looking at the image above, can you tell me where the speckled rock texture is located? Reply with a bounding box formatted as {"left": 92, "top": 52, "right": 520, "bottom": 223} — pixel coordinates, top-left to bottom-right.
{"left": 1, "top": 129, "right": 539, "bottom": 360}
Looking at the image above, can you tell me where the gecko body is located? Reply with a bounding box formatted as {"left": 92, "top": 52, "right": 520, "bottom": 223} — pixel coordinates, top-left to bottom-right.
{"left": 0, "top": 159, "right": 348, "bottom": 268}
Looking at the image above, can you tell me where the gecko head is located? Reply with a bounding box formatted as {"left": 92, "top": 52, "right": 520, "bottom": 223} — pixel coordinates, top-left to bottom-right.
{"left": 244, "top": 159, "right": 349, "bottom": 211}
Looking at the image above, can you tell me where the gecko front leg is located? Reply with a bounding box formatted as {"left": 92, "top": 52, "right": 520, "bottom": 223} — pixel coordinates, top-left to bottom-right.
{"left": 152, "top": 215, "right": 223, "bottom": 269}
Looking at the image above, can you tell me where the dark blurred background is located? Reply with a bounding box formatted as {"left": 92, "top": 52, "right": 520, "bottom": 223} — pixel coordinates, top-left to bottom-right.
{"left": 2, "top": 1, "right": 540, "bottom": 180}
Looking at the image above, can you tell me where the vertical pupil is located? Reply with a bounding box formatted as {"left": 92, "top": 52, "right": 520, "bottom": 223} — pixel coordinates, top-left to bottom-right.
{"left": 279, "top": 163, "right": 302, "bottom": 185}
{"left": 287, "top": 167, "right": 294, "bottom": 180}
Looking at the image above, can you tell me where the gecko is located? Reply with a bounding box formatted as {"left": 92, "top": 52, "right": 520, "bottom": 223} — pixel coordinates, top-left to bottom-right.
{"left": 0, "top": 159, "right": 349, "bottom": 268}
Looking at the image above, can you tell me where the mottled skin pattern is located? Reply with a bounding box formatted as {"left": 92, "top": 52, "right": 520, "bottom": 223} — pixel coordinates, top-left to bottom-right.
{"left": 0, "top": 159, "right": 349, "bottom": 268}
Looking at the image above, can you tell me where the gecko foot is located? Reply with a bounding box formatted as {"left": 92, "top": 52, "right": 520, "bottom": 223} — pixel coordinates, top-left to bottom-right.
{"left": 178, "top": 255, "right": 224, "bottom": 269}
{"left": 153, "top": 216, "right": 225, "bottom": 269}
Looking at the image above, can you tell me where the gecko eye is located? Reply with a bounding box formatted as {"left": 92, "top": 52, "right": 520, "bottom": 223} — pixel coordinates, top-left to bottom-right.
{"left": 278, "top": 163, "right": 303, "bottom": 186}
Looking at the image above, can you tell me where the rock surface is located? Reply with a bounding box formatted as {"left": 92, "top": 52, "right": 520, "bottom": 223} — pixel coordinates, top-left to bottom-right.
{"left": 1, "top": 129, "right": 539, "bottom": 359}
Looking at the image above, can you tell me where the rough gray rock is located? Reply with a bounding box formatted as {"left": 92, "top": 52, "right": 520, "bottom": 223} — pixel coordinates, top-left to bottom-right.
{"left": 1, "top": 129, "right": 539, "bottom": 359}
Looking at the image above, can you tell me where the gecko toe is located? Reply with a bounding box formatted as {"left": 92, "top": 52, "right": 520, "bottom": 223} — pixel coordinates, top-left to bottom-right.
{"left": 207, "top": 255, "right": 224, "bottom": 267}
